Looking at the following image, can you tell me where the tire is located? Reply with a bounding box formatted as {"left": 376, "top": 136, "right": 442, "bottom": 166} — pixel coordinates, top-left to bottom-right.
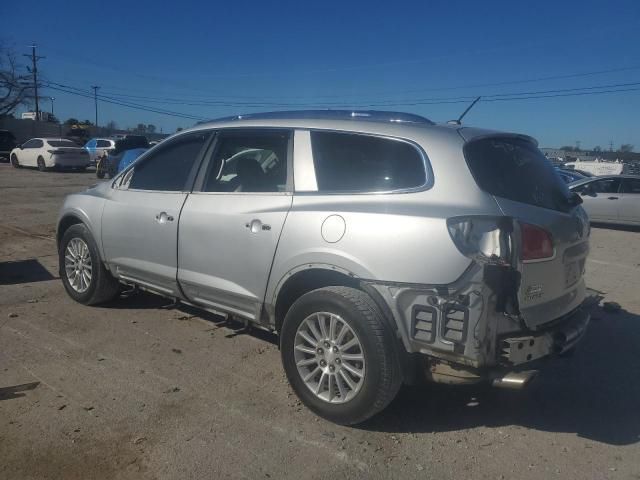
{"left": 37, "top": 156, "right": 47, "bottom": 172}
{"left": 59, "top": 224, "right": 120, "bottom": 305}
{"left": 280, "top": 286, "right": 402, "bottom": 425}
{"left": 96, "top": 160, "right": 105, "bottom": 179}
{"left": 10, "top": 154, "right": 21, "bottom": 168}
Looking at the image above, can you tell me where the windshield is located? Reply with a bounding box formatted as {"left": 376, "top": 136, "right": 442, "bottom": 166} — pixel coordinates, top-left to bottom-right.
{"left": 464, "top": 136, "right": 572, "bottom": 212}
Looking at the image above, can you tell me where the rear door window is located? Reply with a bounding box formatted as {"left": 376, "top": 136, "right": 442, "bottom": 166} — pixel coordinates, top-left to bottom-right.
{"left": 310, "top": 131, "right": 426, "bottom": 193}
{"left": 464, "top": 137, "right": 571, "bottom": 212}
{"left": 622, "top": 177, "right": 640, "bottom": 194}
{"left": 202, "top": 130, "right": 290, "bottom": 193}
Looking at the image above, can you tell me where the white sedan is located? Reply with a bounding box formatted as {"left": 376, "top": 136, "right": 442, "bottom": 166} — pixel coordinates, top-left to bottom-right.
{"left": 10, "top": 138, "right": 90, "bottom": 171}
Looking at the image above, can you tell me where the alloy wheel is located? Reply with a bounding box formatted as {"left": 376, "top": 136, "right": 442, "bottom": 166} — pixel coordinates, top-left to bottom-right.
{"left": 294, "top": 312, "right": 366, "bottom": 404}
{"left": 64, "top": 238, "right": 93, "bottom": 293}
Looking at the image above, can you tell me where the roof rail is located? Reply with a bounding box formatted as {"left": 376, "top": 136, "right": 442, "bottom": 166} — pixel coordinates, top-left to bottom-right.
{"left": 207, "top": 110, "right": 434, "bottom": 125}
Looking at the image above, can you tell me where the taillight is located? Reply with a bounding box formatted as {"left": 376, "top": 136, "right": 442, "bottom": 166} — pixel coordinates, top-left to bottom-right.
{"left": 520, "top": 222, "right": 554, "bottom": 261}
{"left": 447, "top": 216, "right": 513, "bottom": 264}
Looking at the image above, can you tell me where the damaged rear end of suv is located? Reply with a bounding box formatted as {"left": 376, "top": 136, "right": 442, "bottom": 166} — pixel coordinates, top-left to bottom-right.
{"left": 372, "top": 129, "right": 590, "bottom": 390}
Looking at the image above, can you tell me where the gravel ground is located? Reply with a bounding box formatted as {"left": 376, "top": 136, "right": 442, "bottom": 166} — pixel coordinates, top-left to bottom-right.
{"left": 1, "top": 163, "right": 639, "bottom": 479}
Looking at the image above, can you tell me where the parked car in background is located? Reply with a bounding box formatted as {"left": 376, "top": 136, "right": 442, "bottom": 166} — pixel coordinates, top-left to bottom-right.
{"left": 116, "top": 147, "right": 148, "bottom": 174}
{"left": 569, "top": 175, "right": 640, "bottom": 226}
{"left": 84, "top": 138, "right": 116, "bottom": 165}
{"left": 564, "top": 160, "right": 628, "bottom": 176}
{"left": 96, "top": 135, "right": 149, "bottom": 178}
{"left": 57, "top": 110, "right": 591, "bottom": 425}
{"left": 11, "top": 138, "right": 90, "bottom": 171}
{"left": 0, "top": 129, "right": 17, "bottom": 161}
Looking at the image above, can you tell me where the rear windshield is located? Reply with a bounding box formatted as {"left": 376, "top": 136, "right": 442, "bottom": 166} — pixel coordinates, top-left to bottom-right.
{"left": 464, "top": 137, "right": 572, "bottom": 212}
{"left": 48, "top": 140, "right": 77, "bottom": 147}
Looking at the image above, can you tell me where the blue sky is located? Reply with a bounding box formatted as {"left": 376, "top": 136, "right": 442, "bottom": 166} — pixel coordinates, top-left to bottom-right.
{"left": 4, "top": 0, "right": 640, "bottom": 148}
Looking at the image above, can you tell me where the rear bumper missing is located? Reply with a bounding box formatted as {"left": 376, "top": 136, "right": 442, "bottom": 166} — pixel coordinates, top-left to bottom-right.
{"left": 499, "top": 307, "right": 590, "bottom": 366}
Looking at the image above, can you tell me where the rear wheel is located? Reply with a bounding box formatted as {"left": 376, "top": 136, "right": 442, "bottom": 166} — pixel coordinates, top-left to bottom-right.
{"left": 10, "top": 154, "right": 20, "bottom": 168}
{"left": 37, "top": 156, "right": 47, "bottom": 172}
{"left": 59, "top": 224, "right": 120, "bottom": 305}
{"left": 281, "top": 286, "right": 402, "bottom": 425}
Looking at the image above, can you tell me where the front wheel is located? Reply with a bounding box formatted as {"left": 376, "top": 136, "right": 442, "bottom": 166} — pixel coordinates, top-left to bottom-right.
{"left": 59, "top": 224, "right": 120, "bottom": 305}
{"left": 280, "top": 286, "right": 402, "bottom": 425}
{"left": 10, "top": 154, "right": 21, "bottom": 168}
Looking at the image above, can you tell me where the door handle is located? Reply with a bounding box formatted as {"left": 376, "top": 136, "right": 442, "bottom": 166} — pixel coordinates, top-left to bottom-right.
{"left": 155, "top": 212, "right": 174, "bottom": 223}
{"left": 607, "top": 196, "right": 619, "bottom": 200}
{"left": 245, "top": 219, "right": 270, "bottom": 233}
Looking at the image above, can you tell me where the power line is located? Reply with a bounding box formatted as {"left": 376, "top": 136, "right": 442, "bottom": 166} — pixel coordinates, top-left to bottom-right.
{"left": 46, "top": 79, "right": 640, "bottom": 109}
{"left": 45, "top": 85, "right": 206, "bottom": 121}
{"left": 54, "top": 64, "right": 640, "bottom": 102}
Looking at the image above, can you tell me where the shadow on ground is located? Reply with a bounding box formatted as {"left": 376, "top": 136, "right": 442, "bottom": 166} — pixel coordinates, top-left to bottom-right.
{"left": 363, "top": 304, "right": 640, "bottom": 446}
{"left": 591, "top": 223, "right": 640, "bottom": 233}
{"left": 0, "top": 382, "right": 40, "bottom": 401}
{"left": 0, "top": 259, "right": 56, "bottom": 285}
{"left": 99, "top": 291, "right": 639, "bottom": 445}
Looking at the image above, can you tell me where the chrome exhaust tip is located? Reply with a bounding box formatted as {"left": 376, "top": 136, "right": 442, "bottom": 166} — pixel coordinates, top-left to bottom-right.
{"left": 492, "top": 370, "right": 538, "bottom": 390}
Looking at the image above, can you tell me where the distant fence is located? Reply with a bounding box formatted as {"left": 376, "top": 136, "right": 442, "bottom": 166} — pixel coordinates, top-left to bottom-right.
{"left": 0, "top": 117, "right": 169, "bottom": 144}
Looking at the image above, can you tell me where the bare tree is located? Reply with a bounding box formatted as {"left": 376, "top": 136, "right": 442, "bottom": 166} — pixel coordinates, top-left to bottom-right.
{"left": 618, "top": 144, "right": 634, "bottom": 153}
{"left": 0, "top": 42, "right": 34, "bottom": 116}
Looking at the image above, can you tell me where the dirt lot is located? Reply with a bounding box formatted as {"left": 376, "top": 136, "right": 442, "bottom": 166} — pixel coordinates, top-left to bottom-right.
{"left": 1, "top": 163, "right": 639, "bottom": 479}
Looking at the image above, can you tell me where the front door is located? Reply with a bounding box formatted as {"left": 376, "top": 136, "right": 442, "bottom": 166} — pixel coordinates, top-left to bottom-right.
{"left": 579, "top": 178, "right": 621, "bottom": 222}
{"left": 101, "top": 131, "right": 210, "bottom": 296}
{"left": 619, "top": 177, "right": 640, "bottom": 224}
{"left": 177, "top": 129, "right": 292, "bottom": 321}
{"left": 20, "top": 139, "right": 42, "bottom": 166}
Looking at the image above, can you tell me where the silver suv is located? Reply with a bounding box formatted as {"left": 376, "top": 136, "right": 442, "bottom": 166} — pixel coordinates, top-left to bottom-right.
{"left": 57, "top": 110, "right": 590, "bottom": 424}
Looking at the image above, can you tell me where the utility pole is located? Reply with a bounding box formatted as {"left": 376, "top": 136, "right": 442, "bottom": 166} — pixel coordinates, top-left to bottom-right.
{"left": 91, "top": 85, "right": 100, "bottom": 126}
{"left": 49, "top": 97, "right": 55, "bottom": 115}
{"left": 23, "top": 44, "right": 45, "bottom": 121}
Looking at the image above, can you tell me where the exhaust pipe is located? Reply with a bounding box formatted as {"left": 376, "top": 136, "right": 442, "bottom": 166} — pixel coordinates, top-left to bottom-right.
{"left": 492, "top": 370, "right": 538, "bottom": 390}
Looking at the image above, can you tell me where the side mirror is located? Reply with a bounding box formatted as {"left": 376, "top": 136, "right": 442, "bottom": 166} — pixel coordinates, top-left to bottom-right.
{"left": 18, "top": 144, "right": 24, "bottom": 149}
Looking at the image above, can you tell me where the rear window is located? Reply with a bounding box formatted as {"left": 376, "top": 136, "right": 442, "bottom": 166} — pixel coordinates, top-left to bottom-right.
{"left": 310, "top": 131, "right": 426, "bottom": 193}
{"left": 464, "top": 137, "right": 572, "bottom": 212}
{"left": 48, "top": 140, "right": 77, "bottom": 147}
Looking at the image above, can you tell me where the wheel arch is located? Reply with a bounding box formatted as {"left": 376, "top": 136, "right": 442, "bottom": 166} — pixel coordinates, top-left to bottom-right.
{"left": 271, "top": 264, "right": 398, "bottom": 337}
{"left": 57, "top": 210, "right": 103, "bottom": 260}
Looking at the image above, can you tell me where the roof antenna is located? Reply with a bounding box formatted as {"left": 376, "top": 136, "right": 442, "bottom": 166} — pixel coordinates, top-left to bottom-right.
{"left": 448, "top": 96, "right": 481, "bottom": 125}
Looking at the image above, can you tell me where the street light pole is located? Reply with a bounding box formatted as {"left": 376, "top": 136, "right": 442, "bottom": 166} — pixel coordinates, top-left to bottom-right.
{"left": 49, "top": 97, "right": 55, "bottom": 115}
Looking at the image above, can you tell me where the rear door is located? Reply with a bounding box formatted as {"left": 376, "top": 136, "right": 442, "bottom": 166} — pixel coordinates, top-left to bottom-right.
{"left": 101, "top": 131, "right": 210, "bottom": 296}
{"left": 462, "top": 135, "right": 589, "bottom": 329}
{"left": 576, "top": 178, "right": 621, "bottom": 222}
{"left": 619, "top": 177, "right": 640, "bottom": 224}
{"left": 177, "top": 129, "right": 292, "bottom": 321}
